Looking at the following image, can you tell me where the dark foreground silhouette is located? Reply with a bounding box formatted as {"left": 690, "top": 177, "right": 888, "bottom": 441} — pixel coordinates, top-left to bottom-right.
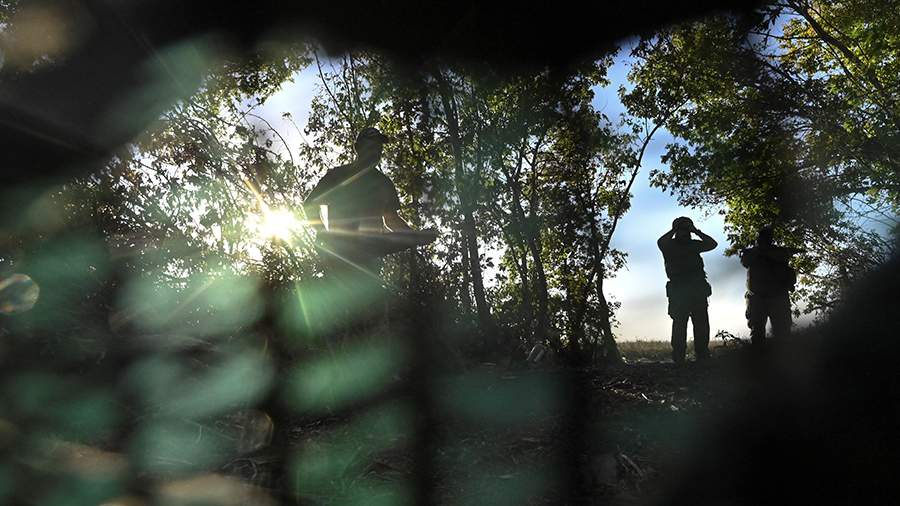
{"left": 740, "top": 225, "right": 805, "bottom": 349}
{"left": 655, "top": 249, "right": 900, "bottom": 506}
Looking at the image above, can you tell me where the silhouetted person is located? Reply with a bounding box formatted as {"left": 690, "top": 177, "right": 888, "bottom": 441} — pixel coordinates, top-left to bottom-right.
{"left": 303, "top": 127, "right": 435, "bottom": 335}
{"left": 658, "top": 217, "right": 717, "bottom": 363}
{"left": 739, "top": 225, "right": 804, "bottom": 349}
{"left": 304, "top": 127, "right": 415, "bottom": 258}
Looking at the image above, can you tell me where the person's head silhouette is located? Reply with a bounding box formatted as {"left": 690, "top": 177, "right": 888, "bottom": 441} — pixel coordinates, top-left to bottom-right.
{"left": 354, "top": 127, "right": 390, "bottom": 165}
{"left": 756, "top": 225, "right": 775, "bottom": 246}
{"left": 673, "top": 216, "right": 694, "bottom": 240}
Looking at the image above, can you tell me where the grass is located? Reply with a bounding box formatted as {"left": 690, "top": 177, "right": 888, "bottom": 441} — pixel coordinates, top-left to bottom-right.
{"left": 617, "top": 335, "right": 744, "bottom": 362}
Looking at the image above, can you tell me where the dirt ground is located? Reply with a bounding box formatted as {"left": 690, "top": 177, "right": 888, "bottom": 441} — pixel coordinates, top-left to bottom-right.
{"left": 260, "top": 343, "right": 751, "bottom": 505}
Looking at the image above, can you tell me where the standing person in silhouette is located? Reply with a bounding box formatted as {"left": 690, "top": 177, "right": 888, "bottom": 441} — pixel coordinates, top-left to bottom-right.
{"left": 304, "top": 127, "right": 418, "bottom": 260}
{"left": 303, "top": 127, "right": 436, "bottom": 335}
{"left": 739, "top": 225, "right": 804, "bottom": 349}
{"left": 657, "top": 217, "right": 718, "bottom": 364}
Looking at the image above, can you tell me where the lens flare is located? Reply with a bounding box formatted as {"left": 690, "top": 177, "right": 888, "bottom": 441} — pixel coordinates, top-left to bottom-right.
{"left": 250, "top": 207, "right": 304, "bottom": 242}
{"left": 0, "top": 273, "right": 40, "bottom": 314}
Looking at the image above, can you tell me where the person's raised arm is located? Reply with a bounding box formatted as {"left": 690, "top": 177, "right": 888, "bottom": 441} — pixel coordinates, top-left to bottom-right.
{"left": 379, "top": 174, "right": 438, "bottom": 241}
{"left": 657, "top": 227, "right": 676, "bottom": 250}
{"left": 692, "top": 226, "right": 718, "bottom": 252}
{"left": 383, "top": 210, "right": 413, "bottom": 233}
{"left": 383, "top": 210, "right": 439, "bottom": 241}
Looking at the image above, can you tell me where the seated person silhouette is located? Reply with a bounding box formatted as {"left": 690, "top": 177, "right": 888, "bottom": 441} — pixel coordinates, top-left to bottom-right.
{"left": 740, "top": 225, "right": 804, "bottom": 349}
{"left": 302, "top": 127, "right": 436, "bottom": 336}
{"left": 657, "top": 217, "right": 718, "bottom": 364}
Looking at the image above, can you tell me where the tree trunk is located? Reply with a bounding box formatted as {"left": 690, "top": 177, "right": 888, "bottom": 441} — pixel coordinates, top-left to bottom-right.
{"left": 525, "top": 228, "right": 551, "bottom": 347}
{"left": 594, "top": 271, "right": 621, "bottom": 362}
{"left": 559, "top": 255, "right": 581, "bottom": 353}
{"left": 462, "top": 211, "right": 491, "bottom": 327}
{"left": 459, "top": 232, "right": 473, "bottom": 314}
{"left": 515, "top": 252, "right": 533, "bottom": 341}
{"left": 510, "top": 176, "right": 551, "bottom": 347}
{"left": 588, "top": 215, "right": 622, "bottom": 363}
{"left": 521, "top": 131, "right": 553, "bottom": 348}
{"left": 570, "top": 286, "right": 590, "bottom": 354}
{"left": 582, "top": 118, "right": 669, "bottom": 363}
{"left": 502, "top": 227, "right": 533, "bottom": 342}
{"left": 434, "top": 70, "right": 493, "bottom": 331}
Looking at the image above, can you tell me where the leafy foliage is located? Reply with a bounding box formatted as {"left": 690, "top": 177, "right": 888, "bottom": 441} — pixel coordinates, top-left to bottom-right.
{"left": 625, "top": 1, "right": 899, "bottom": 312}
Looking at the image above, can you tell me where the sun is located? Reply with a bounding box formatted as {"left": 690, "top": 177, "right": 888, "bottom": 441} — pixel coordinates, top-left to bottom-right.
{"left": 253, "top": 207, "right": 305, "bottom": 242}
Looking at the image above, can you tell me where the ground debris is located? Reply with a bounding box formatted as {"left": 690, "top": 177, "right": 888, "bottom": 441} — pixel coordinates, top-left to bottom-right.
{"left": 237, "top": 351, "right": 746, "bottom": 505}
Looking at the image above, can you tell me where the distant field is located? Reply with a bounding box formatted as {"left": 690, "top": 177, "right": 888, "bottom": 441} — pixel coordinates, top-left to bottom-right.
{"left": 617, "top": 336, "right": 745, "bottom": 362}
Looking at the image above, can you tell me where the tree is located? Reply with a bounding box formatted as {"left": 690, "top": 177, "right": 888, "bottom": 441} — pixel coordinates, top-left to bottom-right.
{"left": 298, "top": 51, "right": 660, "bottom": 359}
{"left": 65, "top": 43, "right": 317, "bottom": 302}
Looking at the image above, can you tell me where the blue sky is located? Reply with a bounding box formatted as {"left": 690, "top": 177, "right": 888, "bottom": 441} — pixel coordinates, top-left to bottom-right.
{"left": 253, "top": 51, "right": 790, "bottom": 341}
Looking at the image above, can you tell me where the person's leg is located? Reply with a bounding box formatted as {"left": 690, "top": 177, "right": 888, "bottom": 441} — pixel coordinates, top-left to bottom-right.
{"left": 668, "top": 291, "right": 688, "bottom": 363}
{"left": 342, "top": 257, "right": 385, "bottom": 339}
{"left": 324, "top": 262, "right": 357, "bottom": 348}
{"left": 671, "top": 314, "right": 689, "bottom": 364}
{"left": 692, "top": 302, "right": 711, "bottom": 360}
{"left": 746, "top": 293, "right": 768, "bottom": 350}
{"left": 769, "top": 292, "right": 793, "bottom": 341}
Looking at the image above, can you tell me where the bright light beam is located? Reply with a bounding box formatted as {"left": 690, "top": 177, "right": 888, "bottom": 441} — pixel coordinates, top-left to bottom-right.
{"left": 240, "top": 176, "right": 309, "bottom": 244}
{"left": 257, "top": 207, "right": 303, "bottom": 242}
